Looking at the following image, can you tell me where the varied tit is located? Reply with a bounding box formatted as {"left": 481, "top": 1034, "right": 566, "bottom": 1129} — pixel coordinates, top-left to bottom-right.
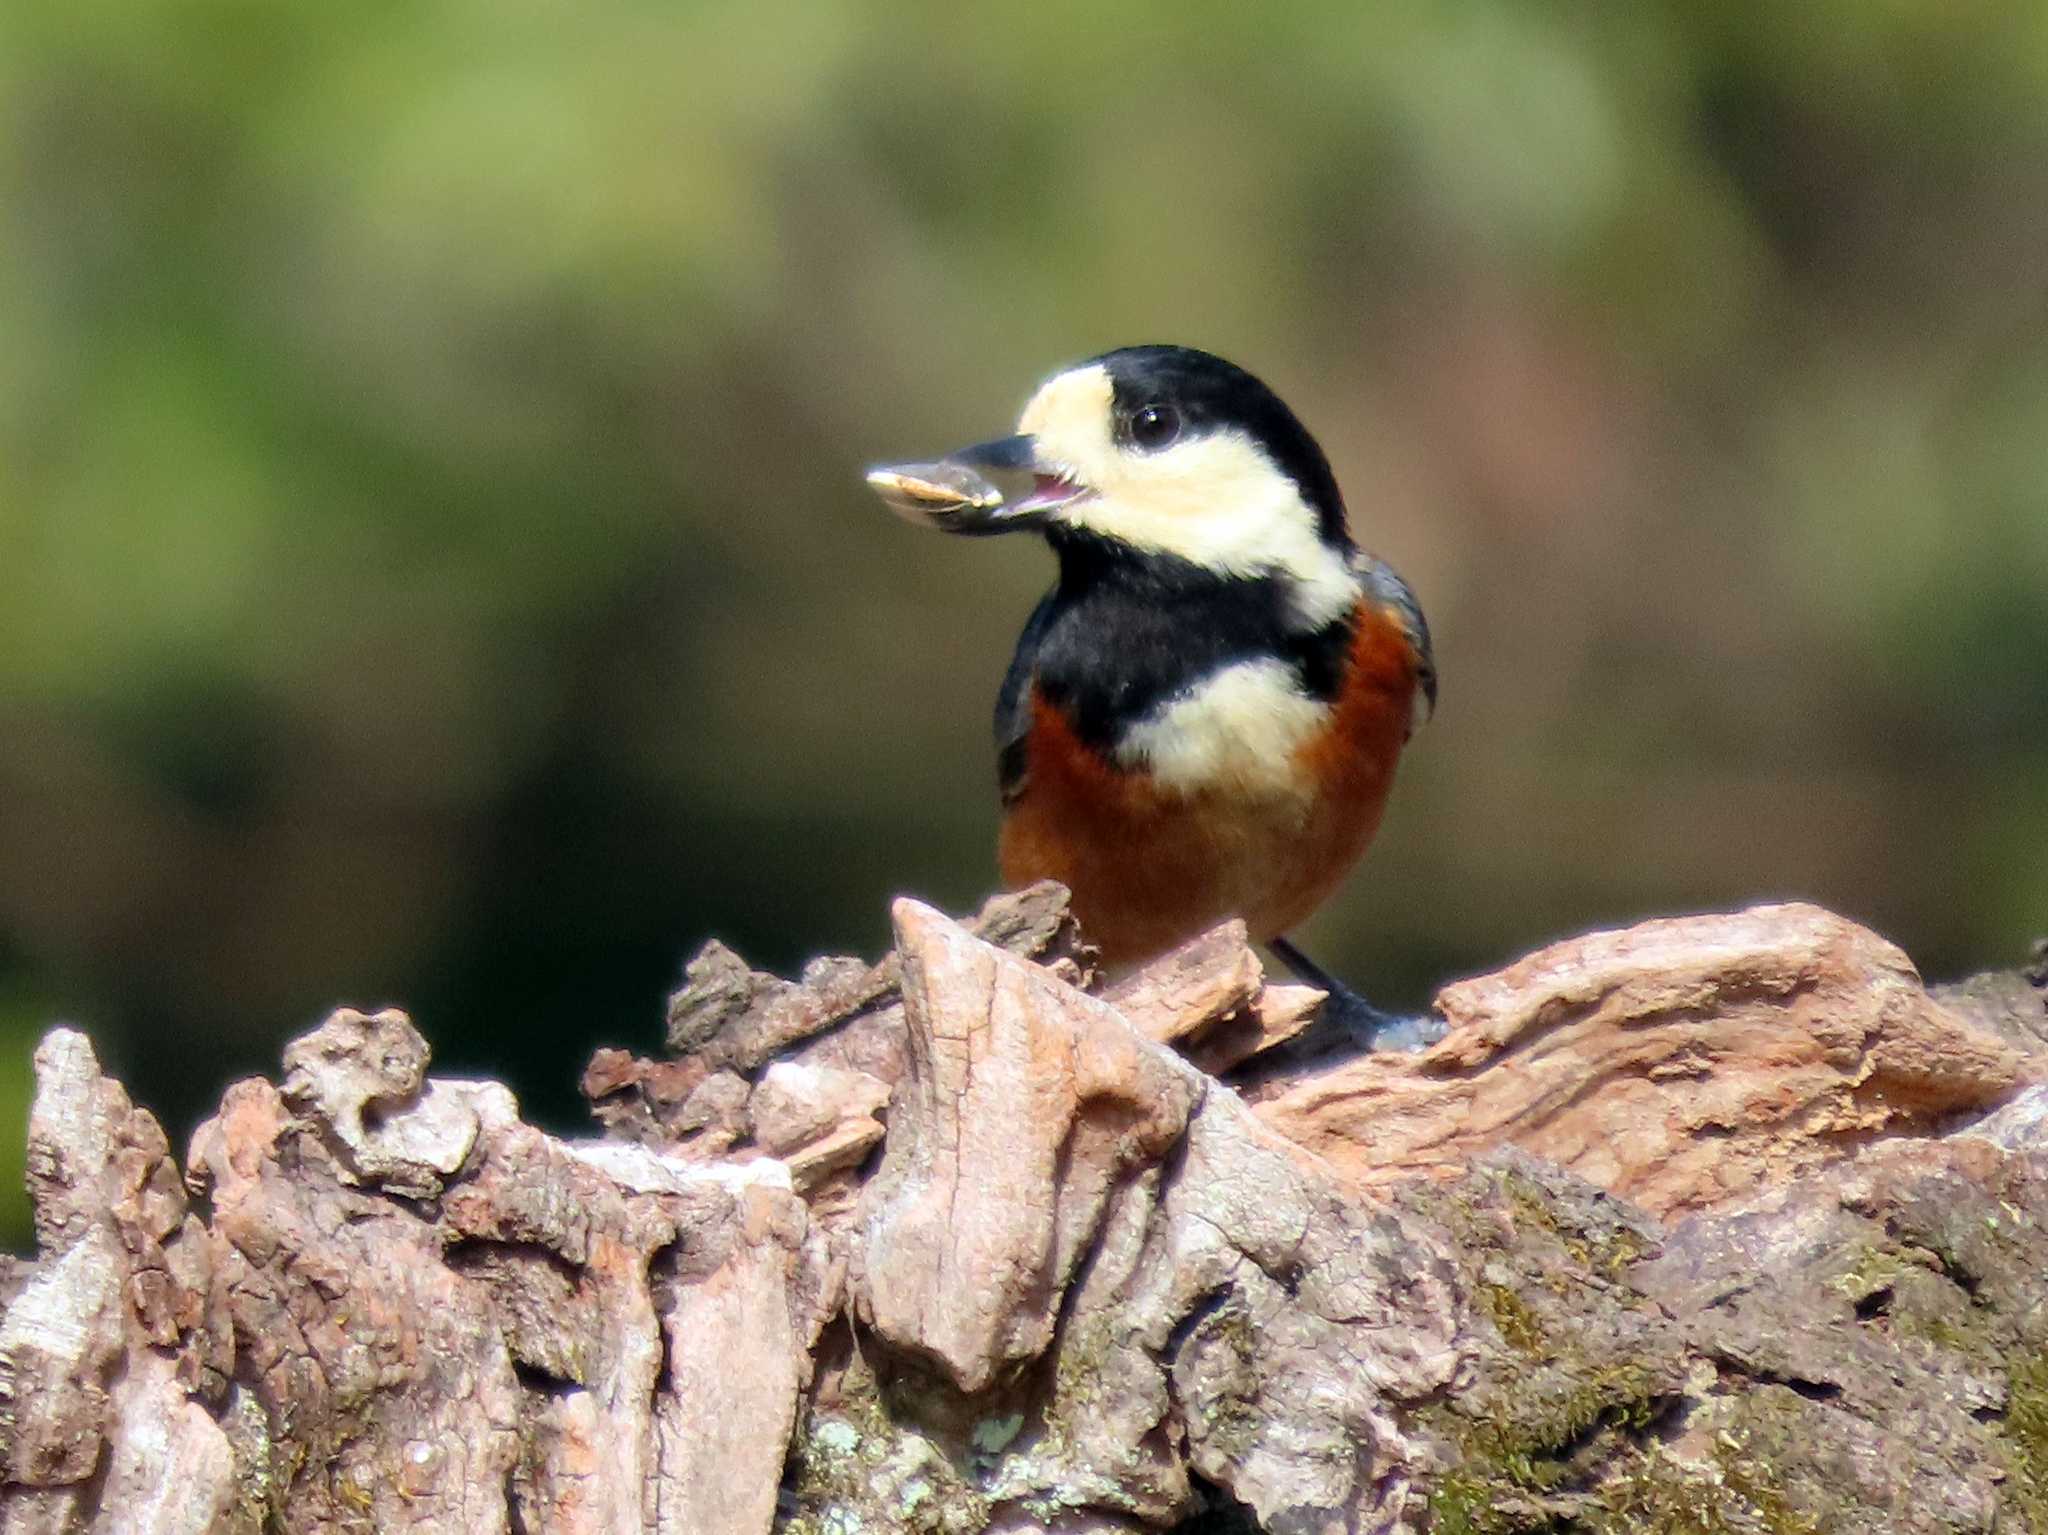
{"left": 867, "top": 344, "right": 1436, "bottom": 1045}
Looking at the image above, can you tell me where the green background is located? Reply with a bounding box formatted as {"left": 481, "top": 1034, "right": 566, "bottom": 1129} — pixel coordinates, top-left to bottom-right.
{"left": 4, "top": 0, "right": 2045, "bottom": 1246}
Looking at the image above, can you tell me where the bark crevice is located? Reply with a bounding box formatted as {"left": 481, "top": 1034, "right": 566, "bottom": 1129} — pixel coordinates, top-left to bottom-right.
{"left": 1, "top": 887, "right": 2043, "bottom": 1534}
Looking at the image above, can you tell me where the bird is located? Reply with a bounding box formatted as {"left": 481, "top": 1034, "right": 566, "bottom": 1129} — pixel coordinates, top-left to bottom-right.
{"left": 866, "top": 344, "right": 1435, "bottom": 1046}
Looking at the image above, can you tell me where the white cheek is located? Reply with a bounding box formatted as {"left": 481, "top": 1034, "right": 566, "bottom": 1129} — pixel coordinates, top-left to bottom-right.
{"left": 1016, "top": 369, "right": 1359, "bottom": 629}
{"left": 1116, "top": 659, "right": 1328, "bottom": 799}
{"left": 1062, "top": 433, "right": 1358, "bottom": 630}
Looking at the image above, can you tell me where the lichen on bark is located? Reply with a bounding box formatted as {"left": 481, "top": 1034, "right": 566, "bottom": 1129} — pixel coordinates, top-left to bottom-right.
{"left": 0, "top": 887, "right": 2042, "bottom": 1533}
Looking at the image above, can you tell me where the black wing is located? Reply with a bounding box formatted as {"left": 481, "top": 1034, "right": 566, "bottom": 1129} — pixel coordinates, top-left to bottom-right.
{"left": 994, "top": 589, "right": 1062, "bottom": 808}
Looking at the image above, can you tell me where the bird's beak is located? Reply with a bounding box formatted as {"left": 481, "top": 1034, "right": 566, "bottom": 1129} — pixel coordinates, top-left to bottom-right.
{"left": 865, "top": 434, "right": 1088, "bottom": 535}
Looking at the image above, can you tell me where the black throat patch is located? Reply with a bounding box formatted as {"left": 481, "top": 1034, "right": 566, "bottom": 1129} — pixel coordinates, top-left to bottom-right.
{"left": 994, "top": 535, "right": 1357, "bottom": 797}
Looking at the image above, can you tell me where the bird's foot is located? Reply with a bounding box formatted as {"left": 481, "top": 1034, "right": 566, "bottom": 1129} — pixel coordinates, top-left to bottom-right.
{"left": 1317, "top": 983, "right": 1446, "bottom": 1054}
{"left": 1266, "top": 935, "right": 1444, "bottom": 1055}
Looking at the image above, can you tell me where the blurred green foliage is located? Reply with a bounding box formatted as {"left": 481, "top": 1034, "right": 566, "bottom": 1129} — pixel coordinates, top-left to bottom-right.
{"left": 2, "top": 0, "right": 2045, "bottom": 1248}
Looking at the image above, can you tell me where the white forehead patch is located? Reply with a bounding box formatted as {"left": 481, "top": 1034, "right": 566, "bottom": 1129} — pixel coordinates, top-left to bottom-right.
{"left": 1017, "top": 365, "right": 1356, "bottom": 630}
{"left": 1018, "top": 364, "right": 1117, "bottom": 459}
{"left": 1116, "top": 658, "right": 1328, "bottom": 800}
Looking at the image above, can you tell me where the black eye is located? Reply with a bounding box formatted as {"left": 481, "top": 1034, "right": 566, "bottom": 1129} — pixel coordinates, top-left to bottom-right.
{"left": 1129, "top": 403, "right": 1181, "bottom": 450}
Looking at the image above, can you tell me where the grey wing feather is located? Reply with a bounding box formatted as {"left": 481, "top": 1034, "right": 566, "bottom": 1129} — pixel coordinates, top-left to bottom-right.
{"left": 1351, "top": 549, "right": 1437, "bottom": 733}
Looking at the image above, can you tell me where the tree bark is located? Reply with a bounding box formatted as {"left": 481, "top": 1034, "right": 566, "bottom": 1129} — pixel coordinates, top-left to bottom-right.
{"left": 1, "top": 886, "right": 2044, "bottom": 1534}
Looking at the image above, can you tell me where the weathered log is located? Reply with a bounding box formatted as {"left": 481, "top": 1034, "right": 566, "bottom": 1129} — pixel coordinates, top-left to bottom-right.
{"left": 0, "top": 887, "right": 2043, "bottom": 1533}
{"left": 1248, "top": 903, "right": 2037, "bottom": 1217}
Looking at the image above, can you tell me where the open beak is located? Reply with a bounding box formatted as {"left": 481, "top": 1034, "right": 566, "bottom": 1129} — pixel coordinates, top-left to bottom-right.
{"left": 865, "top": 434, "right": 1088, "bottom": 535}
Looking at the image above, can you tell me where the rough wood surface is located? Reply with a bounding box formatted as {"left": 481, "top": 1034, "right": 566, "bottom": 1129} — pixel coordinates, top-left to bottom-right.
{"left": 1249, "top": 903, "right": 2037, "bottom": 1217}
{"left": 0, "top": 885, "right": 2043, "bottom": 1534}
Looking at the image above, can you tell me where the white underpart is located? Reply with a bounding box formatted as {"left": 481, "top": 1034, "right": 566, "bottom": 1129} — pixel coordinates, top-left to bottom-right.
{"left": 1018, "top": 365, "right": 1359, "bottom": 630}
{"left": 1117, "top": 658, "right": 1328, "bottom": 799}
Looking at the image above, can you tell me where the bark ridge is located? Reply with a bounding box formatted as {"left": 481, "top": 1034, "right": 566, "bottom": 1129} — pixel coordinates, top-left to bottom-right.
{"left": 1, "top": 887, "right": 2044, "bottom": 1534}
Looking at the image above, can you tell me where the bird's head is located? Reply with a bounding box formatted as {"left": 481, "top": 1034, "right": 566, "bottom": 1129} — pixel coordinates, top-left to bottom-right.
{"left": 867, "top": 345, "right": 1357, "bottom": 623}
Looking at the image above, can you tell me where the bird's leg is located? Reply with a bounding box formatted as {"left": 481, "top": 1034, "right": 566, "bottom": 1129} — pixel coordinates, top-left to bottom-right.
{"left": 1266, "top": 936, "right": 1445, "bottom": 1054}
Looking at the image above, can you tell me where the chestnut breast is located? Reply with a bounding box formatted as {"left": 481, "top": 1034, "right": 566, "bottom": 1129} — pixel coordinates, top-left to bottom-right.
{"left": 999, "top": 597, "right": 1422, "bottom": 967}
